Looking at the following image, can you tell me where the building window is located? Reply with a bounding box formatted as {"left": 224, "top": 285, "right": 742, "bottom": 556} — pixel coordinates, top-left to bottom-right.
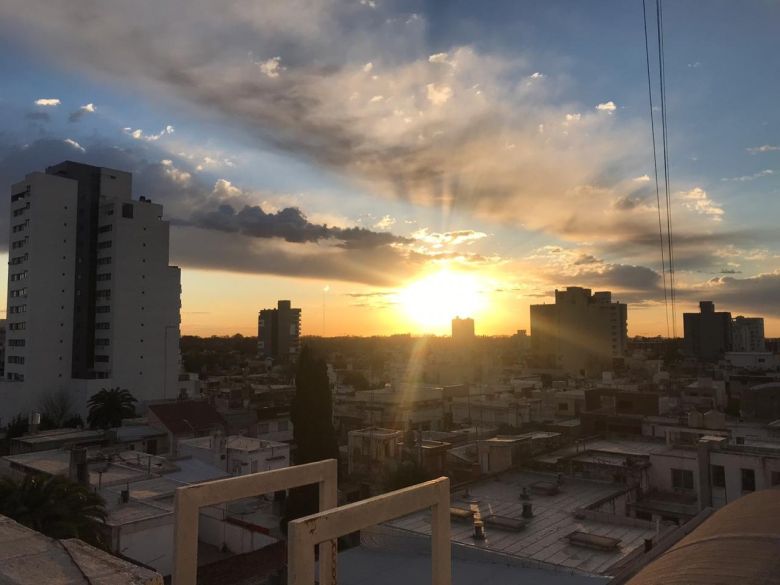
{"left": 9, "top": 322, "right": 26, "bottom": 331}
{"left": 741, "top": 468, "right": 756, "bottom": 492}
{"left": 96, "top": 273, "right": 111, "bottom": 281}
{"left": 9, "top": 305, "right": 27, "bottom": 314}
{"left": 8, "top": 356, "right": 25, "bottom": 364}
{"left": 96, "top": 306, "right": 111, "bottom": 313}
{"left": 8, "top": 339, "right": 25, "bottom": 347}
{"left": 9, "top": 254, "right": 28, "bottom": 265}
{"left": 711, "top": 464, "right": 726, "bottom": 488}
{"left": 98, "top": 224, "right": 113, "bottom": 233}
{"left": 10, "top": 271, "right": 28, "bottom": 281}
{"left": 95, "top": 355, "right": 110, "bottom": 363}
{"left": 95, "top": 322, "right": 110, "bottom": 330}
{"left": 10, "top": 288, "right": 27, "bottom": 298}
{"left": 95, "top": 338, "right": 110, "bottom": 346}
{"left": 11, "top": 239, "right": 27, "bottom": 249}
{"left": 122, "top": 203, "right": 134, "bottom": 218}
{"left": 771, "top": 472, "right": 780, "bottom": 486}
{"left": 97, "top": 241, "right": 112, "bottom": 250}
{"left": 97, "top": 257, "right": 112, "bottom": 265}
{"left": 558, "top": 402, "right": 569, "bottom": 411}
{"left": 96, "top": 289, "right": 111, "bottom": 299}
{"left": 671, "top": 468, "right": 694, "bottom": 491}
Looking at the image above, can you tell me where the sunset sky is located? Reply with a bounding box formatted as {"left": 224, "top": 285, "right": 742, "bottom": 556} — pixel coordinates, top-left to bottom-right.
{"left": 1, "top": 0, "right": 779, "bottom": 337}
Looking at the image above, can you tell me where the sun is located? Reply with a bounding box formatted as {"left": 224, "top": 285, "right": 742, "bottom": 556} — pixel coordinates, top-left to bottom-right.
{"left": 399, "top": 269, "right": 488, "bottom": 332}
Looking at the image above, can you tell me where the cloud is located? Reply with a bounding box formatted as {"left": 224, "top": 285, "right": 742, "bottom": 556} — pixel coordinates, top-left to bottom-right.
{"left": 425, "top": 83, "right": 453, "bottom": 105}
{"left": 633, "top": 174, "right": 650, "bottom": 183}
{"left": 63, "top": 138, "right": 85, "bottom": 152}
{"left": 373, "top": 215, "right": 395, "bottom": 230}
{"left": 596, "top": 101, "right": 617, "bottom": 113}
{"left": 525, "top": 245, "right": 662, "bottom": 302}
{"left": 412, "top": 228, "right": 487, "bottom": 248}
{"left": 428, "top": 52, "right": 452, "bottom": 65}
{"left": 529, "top": 72, "right": 544, "bottom": 79}
{"left": 68, "top": 102, "right": 96, "bottom": 122}
{"left": 25, "top": 111, "right": 51, "bottom": 122}
{"left": 679, "top": 187, "right": 724, "bottom": 221}
{"left": 0, "top": 137, "right": 427, "bottom": 285}
{"left": 362, "top": 62, "right": 373, "bottom": 73}
{"left": 0, "top": 0, "right": 740, "bottom": 250}
{"left": 687, "top": 61, "right": 701, "bottom": 68}
{"left": 721, "top": 169, "right": 773, "bottom": 182}
{"left": 123, "top": 125, "right": 175, "bottom": 141}
{"left": 257, "top": 56, "right": 284, "bottom": 78}
{"left": 747, "top": 145, "right": 780, "bottom": 154}
{"left": 691, "top": 271, "right": 780, "bottom": 317}
{"left": 34, "top": 98, "right": 60, "bottom": 106}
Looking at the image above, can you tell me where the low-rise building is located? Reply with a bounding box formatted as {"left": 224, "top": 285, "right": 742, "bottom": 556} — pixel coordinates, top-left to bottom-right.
{"left": 178, "top": 434, "right": 289, "bottom": 475}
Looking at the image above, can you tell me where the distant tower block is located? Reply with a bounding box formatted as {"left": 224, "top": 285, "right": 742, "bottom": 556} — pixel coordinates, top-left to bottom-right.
{"left": 452, "top": 317, "right": 475, "bottom": 344}
{"left": 258, "top": 300, "right": 302, "bottom": 364}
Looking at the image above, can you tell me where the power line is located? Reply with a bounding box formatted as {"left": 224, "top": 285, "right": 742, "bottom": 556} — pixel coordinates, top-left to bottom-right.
{"left": 656, "top": 0, "right": 677, "bottom": 338}
{"left": 641, "top": 0, "right": 670, "bottom": 339}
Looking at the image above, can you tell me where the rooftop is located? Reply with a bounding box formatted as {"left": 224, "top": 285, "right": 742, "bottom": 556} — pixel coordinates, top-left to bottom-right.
{"left": 386, "top": 470, "right": 666, "bottom": 576}
{"left": 0, "top": 515, "right": 161, "bottom": 584}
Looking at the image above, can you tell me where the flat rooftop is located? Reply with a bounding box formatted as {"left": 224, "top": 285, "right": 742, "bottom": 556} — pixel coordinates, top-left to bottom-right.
{"left": 386, "top": 471, "right": 663, "bottom": 576}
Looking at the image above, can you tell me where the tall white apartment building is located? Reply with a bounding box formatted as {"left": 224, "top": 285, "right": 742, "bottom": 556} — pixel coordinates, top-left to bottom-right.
{"left": 2, "top": 161, "right": 181, "bottom": 419}
{"left": 530, "top": 287, "right": 628, "bottom": 377}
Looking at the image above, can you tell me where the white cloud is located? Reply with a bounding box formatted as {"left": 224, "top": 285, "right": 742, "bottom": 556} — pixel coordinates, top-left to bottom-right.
{"left": 679, "top": 187, "right": 724, "bottom": 221}
{"left": 722, "top": 169, "right": 773, "bottom": 182}
{"left": 633, "top": 174, "right": 651, "bottom": 182}
{"left": 359, "top": 0, "right": 377, "bottom": 7}
{"left": 426, "top": 83, "right": 453, "bottom": 105}
{"left": 373, "top": 215, "right": 396, "bottom": 230}
{"left": 63, "top": 138, "right": 85, "bottom": 152}
{"left": 68, "top": 102, "right": 97, "bottom": 122}
{"left": 747, "top": 144, "right": 780, "bottom": 154}
{"left": 530, "top": 72, "right": 544, "bottom": 79}
{"left": 258, "top": 56, "right": 284, "bottom": 78}
{"left": 412, "top": 228, "right": 487, "bottom": 248}
{"left": 687, "top": 61, "right": 702, "bottom": 68}
{"left": 596, "top": 101, "right": 617, "bottom": 113}
{"left": 369, "top": 95, "right": 384, "bottom": 103}
{"left": 124, "top": 125, "right": 175, "bottom": 141}
{"left": 160, "top": 158, "right": 192, "bottom": 184}
{"left": 81, "top": 103, "right": 96, "bottom": 113}
{"left": 428, "top": 52, "right": 451, "bottom": 65}
{"left": 564, "top": 113, "right": 581, "bottom": 122}
{"left": 34, "top": 98, "right": 60, "bottom": 106}
{"left": 362, "top": 62, "right": 373, "bottom": 73}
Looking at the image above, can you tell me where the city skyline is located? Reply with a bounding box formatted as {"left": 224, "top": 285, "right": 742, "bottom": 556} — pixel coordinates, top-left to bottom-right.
{"left": 1, "top": 1, "right": 780, "bottom": 337}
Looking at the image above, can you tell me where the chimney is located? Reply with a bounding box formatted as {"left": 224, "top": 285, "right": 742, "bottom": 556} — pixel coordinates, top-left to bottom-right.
{"left": 522, "top": 502, "right": 534, "bottom": 519}
{"left": 69, "top": 448, "right": 89, "bottom": 486}
{"left": 28, "top": 412, "right": 41, "bottom": 435}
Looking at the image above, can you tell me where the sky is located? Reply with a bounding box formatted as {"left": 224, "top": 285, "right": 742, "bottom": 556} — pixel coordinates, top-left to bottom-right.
{"left": 0, "top": 0, "right": 779, "bottom": 337}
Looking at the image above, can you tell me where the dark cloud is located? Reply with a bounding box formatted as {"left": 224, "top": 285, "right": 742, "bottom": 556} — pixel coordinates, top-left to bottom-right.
{"left": 0, "top": 137, "right": 419, "bottom": 284}
{"left": 681, "top": 273, "right": 780, "bottom": 318}
{"left": 24, "top": 111, "right": 51, "bottom": 122}
{"left": 185, "top": 203, "right": 409, "bottom": 248}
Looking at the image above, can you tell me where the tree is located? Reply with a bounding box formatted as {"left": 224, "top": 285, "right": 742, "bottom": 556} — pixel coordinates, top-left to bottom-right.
{"left": 87, "top": 387, "right": 137, "bottom": 429}
{"left": 0, "top": 474, "right": 107, "bottom": 547}
{"left": 1, "top": 414, "right": 29, "bottom": 456}
{"left": 39, "top": 389, "right": 76, "bottom": 429}
{"left": 286, "top": 346, "right": 339, "bottom": 522}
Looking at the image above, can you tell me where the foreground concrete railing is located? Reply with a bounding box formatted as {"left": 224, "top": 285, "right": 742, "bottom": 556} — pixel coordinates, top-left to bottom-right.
{"left": 172, "top": 459, "right": 338, "bottom": 585}
{"left": 288, "top": 477, "right": 451, "bottom": 585}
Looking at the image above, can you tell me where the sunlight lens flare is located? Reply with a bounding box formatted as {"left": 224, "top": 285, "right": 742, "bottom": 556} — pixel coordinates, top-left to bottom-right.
{"left": 399, "top": 269, "right": 487, "bottom": 331}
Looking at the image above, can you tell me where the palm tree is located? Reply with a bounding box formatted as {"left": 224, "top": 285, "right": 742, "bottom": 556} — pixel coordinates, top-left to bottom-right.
{"left": 87, "top": 387, "right": 137, "bottom": 429}
{"left": 0, "top": 474, "right": 107, "bottom": 547}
